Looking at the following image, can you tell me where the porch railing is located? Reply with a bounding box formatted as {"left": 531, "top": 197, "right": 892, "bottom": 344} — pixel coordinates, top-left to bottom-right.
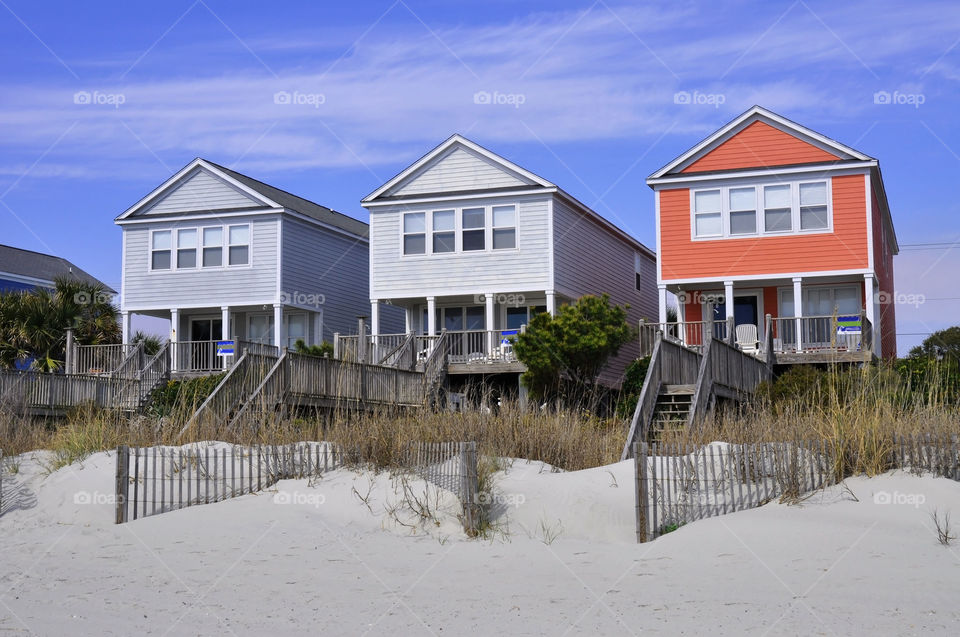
{"left": 446, "top": 329, "right": 524, "bottom": 365}
{"left": 74, "top": 343, "right": 138, "bottom": 375}
{"left": 639, "top": 320, "right": 729, "bottom": 356}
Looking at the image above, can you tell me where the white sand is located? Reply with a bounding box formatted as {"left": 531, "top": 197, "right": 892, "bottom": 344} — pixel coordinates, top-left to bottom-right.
{"left": 2, "top": 447, "right": 959, "bottom": 635}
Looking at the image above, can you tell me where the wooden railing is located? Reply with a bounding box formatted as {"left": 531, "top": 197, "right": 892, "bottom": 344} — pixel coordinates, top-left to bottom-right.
{"left": 378, "top": 333, "right": 416, "bottom": 369}
{"left": 689, "top": 337, "right": 773, "bottom": 428}
{"left": 335, "top": 333, "right": 411, "bottom": 365}
{"left": 446, "top": 329, "right": 522, "bottom": 365}
{"left": 0, "top": 369, "right": 141, "bottom": 412}
{"left": 74, "top": 343, "right": 136, "bottom": 375}
{"left": 639, "top": 320, "right": 729, "bottom": 356}
{"left": 768, "top": 312, "right": 872, "bottom": 354}
{"left": 136, "top": 343, "right": 171, "bottom": 410}
{"left": 421, "top": 331, "right": 450, "bottom": 406}
{"left": 180, "top": 351, "right": 278, "bottom": 436}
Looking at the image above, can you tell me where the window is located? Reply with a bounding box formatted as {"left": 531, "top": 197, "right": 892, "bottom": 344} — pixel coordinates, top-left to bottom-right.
{"left": 202, "top": 227, "right": 223, "bottom": 267}
{"left": 432, "top": 210, "right": 455, "bottom": 253}
{"left": 403, "top": 213, "right": 425, "bottom": 255}
{"left": 151, "top": 231, "right": 171, "bottom": 270}
{"left": 729, "top": 187, "right": 756, "bottom": 235}
{"left": 635, "top": 253, "right": 645, "bottom": 291}
{"left": 248, "top": 315, "right": 274, "bottom": 345}
{"left": 780, "top": 285, "right": 860, "bottom": 317}
{"left": 799, "top": 182, "right": 828, "bottom": 230}
{"left": 506, "top": 307, "right": 528, "bottom": 330}
{"left": 285, "top": 314, "right": 307, "bottom": 349}
{"left": 176, "top": 229, "right": 197, "bottom": 268}
{"left": 228, "top": 225, "right": 249, "bottom": 265}
{"left": 763, "top": 185, "right": 792, "bottom": 232}
{"left": 694, "top": 190, "right": 722, "bottom": 237}
{"left": 461, "top": 208, "right": 485, "bottom": 251}
{"left": 492, "top": 205, "right": 516, "bottom": 249}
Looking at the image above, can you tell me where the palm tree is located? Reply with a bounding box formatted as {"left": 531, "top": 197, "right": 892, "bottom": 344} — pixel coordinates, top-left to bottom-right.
{"left": 0, "top": 277, "right": 120, "bottom": 371}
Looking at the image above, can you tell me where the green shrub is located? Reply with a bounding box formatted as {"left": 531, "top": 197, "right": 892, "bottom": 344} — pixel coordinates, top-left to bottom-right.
{"left": 616, "top": 356, "right": 651, "bottom": 418}
{"left": 755, "top": 365, "right": 825, "bottom": 406}
{"left": 294, "top": 339, "right": 334, "bottom": 358}
{"left": 146, "top": 373, "right": 226, "bottom": 417}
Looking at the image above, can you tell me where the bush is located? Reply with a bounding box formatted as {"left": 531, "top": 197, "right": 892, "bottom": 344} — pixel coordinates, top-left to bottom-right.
{"left": 616, "top": 356, "right": 651, "bottom": 418}
{"left": 754, "top": 365, "right": 825, "bottom": 406}
{"left": 294, "top": 339, "right": 334, "bottom": 358}
{"left": 146, "top": 373, "right": 226, "bottom": 417}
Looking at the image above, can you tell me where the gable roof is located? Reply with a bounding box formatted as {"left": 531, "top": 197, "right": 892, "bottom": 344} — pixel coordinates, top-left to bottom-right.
{"left": 0, "top": 244, "right": 115, "bottom": 293}
{"left": 362, "top": 134, "right": 554, "bottom": 203}
{"left": 649, "top": 105, "right": 874, "bottom": 180}
{"left": 116, "top": 159, "right": 368, "bottom": 238}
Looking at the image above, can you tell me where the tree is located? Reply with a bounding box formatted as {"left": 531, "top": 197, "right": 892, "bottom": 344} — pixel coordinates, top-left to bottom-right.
{"left": 513, "top": 294, "right": 634, "bottom": 404}
{"left": 0, "top": 277, "right": 120, "bottom": 371}
{"left": 132, "top": 330, "right": 164, "bottom": 356}
{"left": 909, "top": 326, "right": 960, "bottom": 363}
{"left": 294, "top": 338, "right": 334, "bottom": 358}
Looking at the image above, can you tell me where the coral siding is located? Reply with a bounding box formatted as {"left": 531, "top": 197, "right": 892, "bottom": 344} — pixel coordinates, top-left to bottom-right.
{"left": 872, "top": 184, "right": 897, "bottom": 358}
{"left": 658, "top": 174, "right": 868, "bottom": 280}
{"left": 763, "top": 287, "right": 779, "bottom": 319}
{"left": 681, "top": 121, "right": 842, "bottom": 173}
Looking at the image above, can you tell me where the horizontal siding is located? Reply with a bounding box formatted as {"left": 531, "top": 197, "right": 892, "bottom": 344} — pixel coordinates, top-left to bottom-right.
{"left": 370, "top": 195, "right": 552, "bottom": 299}
{"left": 553, "top": 198, "right": 658, "bottom": 387}
{"left": 682, "top": 121, "right": 841, "bottom": 173}
{"left": 659, "top": 174, "right": 869, "bottom": 280}
{"left": 872, "top": 181, "right": 897, "bottom": 358}
{"left": 144, "top": 169, "right": 261, "bottom": 214}
{"left": 122, "top": 216, "right": 278, "bottom": 308}
{"left": 391, "top": 147, "right": 528, "bottom": 196}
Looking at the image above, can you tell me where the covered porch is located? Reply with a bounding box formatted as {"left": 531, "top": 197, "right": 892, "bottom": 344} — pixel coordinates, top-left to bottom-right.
{"left": 121, "top": 303, "right": 324, "bottom": 374}
{"left": 651, "top": 274, "right": 878, "bottom": 364}
{"left": 355, "top": 290, "right": 564, "bottom": 372}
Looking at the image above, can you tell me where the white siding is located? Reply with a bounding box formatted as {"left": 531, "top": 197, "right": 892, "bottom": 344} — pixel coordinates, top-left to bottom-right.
{"left": 122, "top": 216, "right": 278, "bottom": 308}
{"left": 553, "top": 198, "right": 658, "bottom": 386}
{"left": 369, "top": 194, "right": 552, "bottom": 299}
{"left": 390, "top": 147, "right": 530, "bottom": 196}
{"left": 143, "top": 168, "right": 263, "bottom": 215}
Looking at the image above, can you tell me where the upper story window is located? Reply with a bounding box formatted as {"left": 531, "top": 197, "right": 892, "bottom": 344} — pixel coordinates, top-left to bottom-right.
{"left": 403, "top": 212, "right": 426, "bottom": 255}
{"left": 150, "top": 224, "right": 250, "bottom": 271}
{"left": 492, "top": 205, "right": 516, "bottom": 249}
{"left": 401, "top": 204, "right": 520, "bottom": 257}
{"left": 692, "top": 179, "right": 830, "bottom": 240}
{"left": 151, "top": 231, "right": 171, "bottom": 270}
{"left": 461, "top": 208, "right": 485, "bottom": 251}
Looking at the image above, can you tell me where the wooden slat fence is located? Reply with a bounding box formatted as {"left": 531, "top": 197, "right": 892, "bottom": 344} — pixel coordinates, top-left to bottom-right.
{"left": 633, "top": 440, "right": 836, "bottom": 542}
{"left": 404, "top": 441, "right": 480, "bottom": 534}
{"left": 891, "top": 434, "right": 960, "bottom": 479}
{"left": 115, "top": 442, "right": 344, "bottom": 524}
{"left": 0, "top": 369, "right": 141, "bottom": 413}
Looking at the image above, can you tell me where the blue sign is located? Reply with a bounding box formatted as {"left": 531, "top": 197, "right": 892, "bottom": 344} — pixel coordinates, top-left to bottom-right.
{"left": 216, "top": 340, "right": 235, "bottom": 356}
{"left": 836, "top": 315, "right": 862, "bottom": 334}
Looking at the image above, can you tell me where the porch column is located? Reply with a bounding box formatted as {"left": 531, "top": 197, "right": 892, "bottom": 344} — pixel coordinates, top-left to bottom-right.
{"left": 793, "top": 277, "right": 803, "bottom": 352}
{"left": 404, "top": 306, "right": 413, "bottom": 334}
{"left": 121, "top": 311, "right": 131, "bottom": 345}
{"left": 657, "top": 285, "right": 667, "bottom": 324}
{"left": 170, "top": 308, "right": 179, "bottom": 372}
{"left": 485, "top": 292, "right": 496, "bottom": 354}
{"left": 221, "top": 306, "right": 230, "bottom": 370}
{"left": 370, "top": 300, "right": 380, "bottom": 337}
{"left": 546, "top": 290, "right": 556, "bottom": 316}
{"left": 724, "top": 280, "right": 735, "bottom": 344}
{"left": 864, "top": 274, "right": 878, "bottom": 353}
{"left": 273, "top": 303, "right": 283, "bottom": 352}
{"left": 426, "top": 296, "right": 437, "bottom": 336}
{"left": 314, "top": 312, "right": 323, "bottom": 346}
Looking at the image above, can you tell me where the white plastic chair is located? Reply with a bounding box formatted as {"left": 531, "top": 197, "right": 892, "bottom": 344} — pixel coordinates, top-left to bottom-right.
{"left": 735, "top": 324, "right": 760, "bottom": 354}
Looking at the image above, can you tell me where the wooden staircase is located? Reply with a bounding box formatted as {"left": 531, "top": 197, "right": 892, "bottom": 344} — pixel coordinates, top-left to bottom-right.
{"left": 649, "top": 385, "right": 695, "bottom": 439}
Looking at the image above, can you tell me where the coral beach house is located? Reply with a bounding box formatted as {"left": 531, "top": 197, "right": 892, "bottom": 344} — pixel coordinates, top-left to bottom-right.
{"left": 647, "top": 106, "right": 898, "bottom": 362}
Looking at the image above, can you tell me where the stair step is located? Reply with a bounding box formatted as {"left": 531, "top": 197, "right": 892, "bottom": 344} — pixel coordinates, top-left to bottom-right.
{"left": 661, "top": 384, "right": 695, "bottom": 395}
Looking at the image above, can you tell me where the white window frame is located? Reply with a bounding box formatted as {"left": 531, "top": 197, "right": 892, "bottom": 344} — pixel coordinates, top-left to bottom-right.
{"left": 778, "top": 284, "right": 861, "bottom": 318}
{"left": 149, "top": 229, "right": 172, "bottom": 271}
{"left": 175, "top": 228, "right": 198, "bottom": 270}
{"left": 690, "top": 178, "right": 833, "bottom": 241}
{"left": 399, "top": 203, "right": 520, "bottom": 258}
{"left": 148, "top": 224, "right": 253, "bottom": 273}
{"left": 491, "top": 205, "right": 517, "bottom": 250}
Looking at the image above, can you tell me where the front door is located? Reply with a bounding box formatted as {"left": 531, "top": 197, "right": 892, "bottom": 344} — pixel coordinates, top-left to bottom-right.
{"left": 190, "top": 318, "right": 222, "bottom": 370}
{"left": 711, "top": 296, "right": 759, "bottom": 340}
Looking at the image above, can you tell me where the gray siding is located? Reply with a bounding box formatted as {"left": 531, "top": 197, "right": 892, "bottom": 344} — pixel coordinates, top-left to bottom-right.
{"left": 280, "top": 217, "right": 371, "bottom": 341}
{"left": 390, "top": 147, "right": 529, "bottom": 196}
{"left": 144, "top": 168, "right": 262, "bottom": 215}
{"left": 369, "top": 194, "right": 552, "bottom": 299}
{"left": 553, "top": 197, "right": 658, "bottom": 386}
{"left": 122, "top": 215, "right": 279, "bottom": 308}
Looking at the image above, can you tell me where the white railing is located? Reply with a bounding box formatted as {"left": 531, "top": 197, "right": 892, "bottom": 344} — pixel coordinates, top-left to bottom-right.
{"left": 74, "top": 343, "right": 137, "bottom": 375}
{"left": 446, "top": 329, "right": 523, "bottom": 365}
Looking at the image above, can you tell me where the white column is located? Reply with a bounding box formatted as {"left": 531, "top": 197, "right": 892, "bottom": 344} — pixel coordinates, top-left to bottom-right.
{"left": 273, "top": 303, "right": 284, "bottom": 351}
{"left": 170, "top": 308, "right": 179, "bottom": 372}
{"left": 485, "top": 292, "right": 496, "bottom": 354}
{"left": 121, "top": 311, "right": 131, "bottom": 345}
{"left": 221, "top": 306, "right": 231, "bottom": 369}
{"left": 657, "top": 285, "right": 667, "bottom": 324}
{"left": 404, "top": 306, "right": 413, "bottom": 334}
{"left": 793, "top": 277, "right": 803, "bottom": 352}
{"left": 426, "top": 296, "right": 436, "bottom": 336}
{"left": 723, "top": 281, "right": 735, "bottom": 321}
{"left": 313, "top": 312, "right": 323, "bottom": 346}
{"left": 864, "top": 274, "right": 877, "bottom": 353}
{"left": 546, "top": 290, "right": 556, "bottom": 316}
{"left": 370, "top": 300, "right": 380, "bottom": 337}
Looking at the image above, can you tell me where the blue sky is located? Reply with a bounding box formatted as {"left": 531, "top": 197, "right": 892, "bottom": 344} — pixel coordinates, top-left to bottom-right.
{"left": 1, "top": 0, "right": 958, "bottom": 352}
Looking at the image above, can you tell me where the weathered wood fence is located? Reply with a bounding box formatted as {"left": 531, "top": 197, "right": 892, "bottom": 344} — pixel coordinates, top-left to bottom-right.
{"left": 0, "top": 369, "right": 141, "bottom": 413}
{"left": 115, "top": 440, "right": 481, "bottom": 534}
